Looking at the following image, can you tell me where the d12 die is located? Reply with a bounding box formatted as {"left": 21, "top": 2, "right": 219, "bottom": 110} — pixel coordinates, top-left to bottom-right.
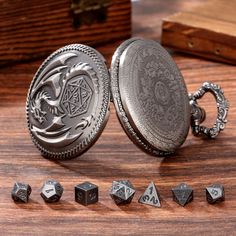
{"left": 40, "top": 180, "right": 64, "bottom": 203}
{"left": 75, "top": 182, "right": 98, "bottom": 206}
{"left": 11, "top": 182, "right": 32, "bottom": 203}
{"left": 110, "top": 180, "right": 135, "bottom": 205}
{"left": 206, "top": 184, "right": 225, "bottom": 204}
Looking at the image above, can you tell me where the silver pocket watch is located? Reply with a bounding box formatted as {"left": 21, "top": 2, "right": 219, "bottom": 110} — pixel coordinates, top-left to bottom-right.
{"left": 26, "top": 38, "right": 229, "bottom": 159}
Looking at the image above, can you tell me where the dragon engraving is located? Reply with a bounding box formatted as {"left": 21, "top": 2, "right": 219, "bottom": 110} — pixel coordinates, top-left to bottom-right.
{"left": 29, "top": 53, "right": 99, "bottom": 148}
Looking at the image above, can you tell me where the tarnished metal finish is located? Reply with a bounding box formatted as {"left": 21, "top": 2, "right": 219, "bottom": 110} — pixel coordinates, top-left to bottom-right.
{"left": 172, "top": 183, "right": 193, "bottom": 207}
{"left": 11, "top": 182, "right": 32, "bottom": 203}
{"left": 206, "top": 184, "right": 225, "bottom": 204}
{"left": 138, "top": 182, "right": 161, "bottom": 208}
{"left": 110, "top": 180, "right": 135, "bottom": 205}
{"left": 111, "top": 38, "right": 190, "bottom": 155}
{"left": 26, "top": 38, "right": 230, "bottom": 160}
{"left": 26, "top": 44, "right": 110, "bottom": 160}
{"left": 40, "top": 180, "right": 64, "bottom": 203}
{"left": 75, "top": 182, "right": 98, "bottom": 206}
{"left": 189, "top": 82, "right": 229, "bottom": 138}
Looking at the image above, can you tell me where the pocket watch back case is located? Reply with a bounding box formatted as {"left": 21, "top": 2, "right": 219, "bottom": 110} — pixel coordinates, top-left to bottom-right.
{"left": 111, "top": 38, "right": 190, "bottom": 156}
{"left": 26, "top": 39, "right": 192, "bottom": 159}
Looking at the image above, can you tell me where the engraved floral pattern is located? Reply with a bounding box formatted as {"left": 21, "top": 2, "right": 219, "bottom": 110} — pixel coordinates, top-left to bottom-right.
{"left": 144, "top": 61, "right": 159, "bottom": 78}
{"left": 136, "top": 47, "right": 188, "bottom": 138}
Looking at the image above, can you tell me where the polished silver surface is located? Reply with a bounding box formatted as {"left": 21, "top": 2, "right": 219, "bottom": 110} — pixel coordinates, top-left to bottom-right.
{"left": 111, "top": 38, "right": 190, "bottom": 155}
{"left": 26, "top": 44, "right": 110, "bottom": 159}
{"left": 189, "top": 82, "right": 229, "bottom": 138}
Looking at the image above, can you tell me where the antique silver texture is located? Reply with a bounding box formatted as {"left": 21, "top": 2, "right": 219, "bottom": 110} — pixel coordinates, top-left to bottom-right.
{"left": 75, "top": 181, "right": 99, "bottom": 206}
{"left": 172, "top": 183, "right": 193, "bottom": 207}
{"left": 111, "top": 38, "right": 190, "bottom": 155}
{"left": 206, "top": 184, "right": 225, "bottom": 204}
{"left": 26, "top": 44, "right": 110, "bottom": 160}
{"left": 40, "top": 180, "right": 64, "bottom": 203}
{"left": 110, "top": 180, "right": 136, "bottom": 205}
{"left": 138, "top": 182, "right": 161, "bottom": 207}
{"left": 11, "top": 182, "right": 32, "bottom": 203}
{"left": 26, "top": 38, "right": 229, "bottom": 160}
{"left": 189, "top": 82, "right": 229, "bottom": 138}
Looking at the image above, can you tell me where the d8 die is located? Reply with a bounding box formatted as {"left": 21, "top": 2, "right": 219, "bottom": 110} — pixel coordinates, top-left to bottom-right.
{"left": 11, "top": 182, "right": 32, "bottom": 203}
{"left": 40, "top": 180, "right": 64, "bottom": 203}
{"left": 75, "top": 182, "right": 98, "bottom": 206}
{"left": 172, "top": 183, "right": 193, "bottom": 207}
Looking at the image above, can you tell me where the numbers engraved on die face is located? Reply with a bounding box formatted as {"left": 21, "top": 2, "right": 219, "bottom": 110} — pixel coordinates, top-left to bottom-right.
{"left": 126, "top": 187, "right": 131, "bottom": 195}
{"left": 17, "top": 190, "right": 27, "bottom": 201}
{"left": 142, "top": 195, "right": 150, "bottom": 202}
{"left": 142, "top": 195, "right": 159, "bottom": 204}
{"left": 89, "top": 191, "right": 97, "bottom": 201}
{"left": 150, "top": 196, "right": 158, "bottom": 205}
{"left": 45, "top": 188, "right": 54, "bottom": 194}
{"left": 77, "top": 192, "right": 83, "bottom": 200}
{"left": 179, "top": 185, "right": 188, "bottom": 200}
{"left": 149, "top": 186, "right": 153, "bottom": 195}
{"left": 211, "top": 189, "right": 219, "bottom": 196}
{"left": 116, "top": 189, "right": 124, "bottom": 197}
{"left": 113, "top": 183, "right": 121, "bottom": 191}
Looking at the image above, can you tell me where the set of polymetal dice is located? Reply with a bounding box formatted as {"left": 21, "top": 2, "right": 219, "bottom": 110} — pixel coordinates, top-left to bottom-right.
{"left": 11, "top": 180, "right": 225, "bottom": 206}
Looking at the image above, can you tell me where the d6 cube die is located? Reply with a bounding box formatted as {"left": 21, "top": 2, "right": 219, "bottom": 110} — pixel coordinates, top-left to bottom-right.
{"left": 75, "top": 182, "right": 98, "bottom": 206}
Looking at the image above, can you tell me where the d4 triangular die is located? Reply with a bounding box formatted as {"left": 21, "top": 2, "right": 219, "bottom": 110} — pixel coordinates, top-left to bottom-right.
{"left": 138, "top": 182, "right": 161, "bottom": 207}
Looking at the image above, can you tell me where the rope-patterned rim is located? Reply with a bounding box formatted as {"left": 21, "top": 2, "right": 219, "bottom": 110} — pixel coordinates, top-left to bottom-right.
{"left": 26, "top": 44, "right": 110, "bottom": 160}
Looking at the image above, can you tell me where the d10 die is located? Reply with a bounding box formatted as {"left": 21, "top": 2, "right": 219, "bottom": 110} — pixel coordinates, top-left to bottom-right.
{"left": 110, "top": 180, "right": 135, "bottom": 205}
{"left": 172, "top": 183, "right": 193, "bottom": 207}
{"left": 75, "top": 182, "right": 98, "bottom": 206}
{"left": 11, "top": 182, "right": 32, "bottom": 203}
{"left": 206, "top": 184, "right": 225, "bottom": 204}
{"left": 40, "top": 180, "right": 64, "bottom": 203}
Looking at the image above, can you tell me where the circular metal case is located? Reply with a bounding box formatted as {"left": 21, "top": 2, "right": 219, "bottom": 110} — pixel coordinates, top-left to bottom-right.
{"left": 27, "top": 39, "right": 228, "bottom": 159}
{"left": 111, "top": 38, "right": 190, "bottom": 155}
{"left": 26, "top": 44, "right": 110, "bottom": 159}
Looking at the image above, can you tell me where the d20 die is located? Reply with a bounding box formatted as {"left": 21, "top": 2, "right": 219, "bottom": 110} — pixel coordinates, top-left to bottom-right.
{"left": 11, "top": 182, "right": 32, "bottom": 203}
{"left": 40, "top": 180, "right": 64, "bottom": 203}
{"left": 75, "top": 182, "right": 98, "bottom": 206}
{"left": 172, "top": 183, "right": 193, "bottom": 207}
{"left": 206, "top": 184, "right": 225, "bottom": 204}
{"left": 138, "top": 182, "right": 161, "bottom": 208}
{"left": 110, "top": 180, "right": 135, "bottom": 205}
